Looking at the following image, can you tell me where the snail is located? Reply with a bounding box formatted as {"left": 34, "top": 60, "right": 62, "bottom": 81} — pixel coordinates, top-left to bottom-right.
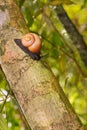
{"left": 14, "top": 33, "right": 42, "bottom": 60}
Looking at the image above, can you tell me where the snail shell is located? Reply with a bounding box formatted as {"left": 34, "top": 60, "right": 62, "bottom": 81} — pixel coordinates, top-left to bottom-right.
{"left": 21, "top": 33, "right": 41, "bottom": 53}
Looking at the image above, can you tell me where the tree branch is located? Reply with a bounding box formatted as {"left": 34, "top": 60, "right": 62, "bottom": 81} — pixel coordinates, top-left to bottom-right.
{"left": 0, "top": 0, "right": 86, "bottom": 129}
{"left": 54, "top": 5, "right": 87, "bottom": 66}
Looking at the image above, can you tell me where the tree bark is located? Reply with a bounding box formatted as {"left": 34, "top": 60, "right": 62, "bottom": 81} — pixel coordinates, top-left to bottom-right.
{"left": 0, "top": 0, "right": 85, "bottom": 130}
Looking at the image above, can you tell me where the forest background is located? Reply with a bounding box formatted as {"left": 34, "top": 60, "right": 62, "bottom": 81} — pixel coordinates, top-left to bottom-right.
{"left": 0, "top": 0, "right": 87, "bottom": 130}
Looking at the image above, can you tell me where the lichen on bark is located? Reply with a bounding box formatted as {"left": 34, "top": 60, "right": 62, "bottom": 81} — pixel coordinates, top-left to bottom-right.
{"left": 0, "top": 0, "right": 86, "bottom": 130}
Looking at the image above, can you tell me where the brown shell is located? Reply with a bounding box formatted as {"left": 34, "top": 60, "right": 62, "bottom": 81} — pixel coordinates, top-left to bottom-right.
{"left": 21, "top": 33, "right": 41, "bottom": 53}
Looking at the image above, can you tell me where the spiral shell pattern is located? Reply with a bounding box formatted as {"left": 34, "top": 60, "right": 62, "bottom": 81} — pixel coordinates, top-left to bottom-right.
{"left": 21, "top": 33, "right": 41, "bottom": 53}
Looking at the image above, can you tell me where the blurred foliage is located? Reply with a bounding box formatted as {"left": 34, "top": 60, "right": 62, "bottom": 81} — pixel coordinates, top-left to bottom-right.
{"left": 1, "top": 0, "right": 87, "bottom": 129}
{"left": 0, "top": 113, "right": 9, "bottom": 130}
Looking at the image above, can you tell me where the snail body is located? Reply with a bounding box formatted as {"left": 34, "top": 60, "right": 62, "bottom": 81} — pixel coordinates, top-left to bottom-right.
{"left": 14, "top": 33, "right": 42, "bottom": 60}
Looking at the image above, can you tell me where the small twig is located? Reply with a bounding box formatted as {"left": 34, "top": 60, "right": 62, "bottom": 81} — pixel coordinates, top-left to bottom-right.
{"left": 42, "top": 12, "right": 87, "bottom": 77}
{"left": 30, "top": 13, "right": 87, "bottom": 77}
{"left": 0, "top": 91, "right": 10, "bottom": 113}
{"left": 60, "top": 47, "right": 87, "bottom": 77}
{"left": 42, "top": 11, "right": 74, "bottom": 54}
{"left": 39, "top": 33, "right": 87, "bottom": 77}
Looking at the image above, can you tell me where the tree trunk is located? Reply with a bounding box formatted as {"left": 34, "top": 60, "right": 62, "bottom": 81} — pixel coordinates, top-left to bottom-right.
{"left": 0, "top": 0, "right": 85, "bottom": 130}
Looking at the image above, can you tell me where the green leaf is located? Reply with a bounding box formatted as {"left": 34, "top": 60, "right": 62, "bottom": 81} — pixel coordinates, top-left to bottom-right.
{"left": 52, "top": 32, "right": 64, "bottom": 46}
{"left": 0, "top": 113, "right": 9, "bottom": 130}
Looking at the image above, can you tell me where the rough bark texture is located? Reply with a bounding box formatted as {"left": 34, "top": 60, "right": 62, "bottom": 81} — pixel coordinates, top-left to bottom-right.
{"left": 0, "top": 0, "right": 86, "bottom": 130}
